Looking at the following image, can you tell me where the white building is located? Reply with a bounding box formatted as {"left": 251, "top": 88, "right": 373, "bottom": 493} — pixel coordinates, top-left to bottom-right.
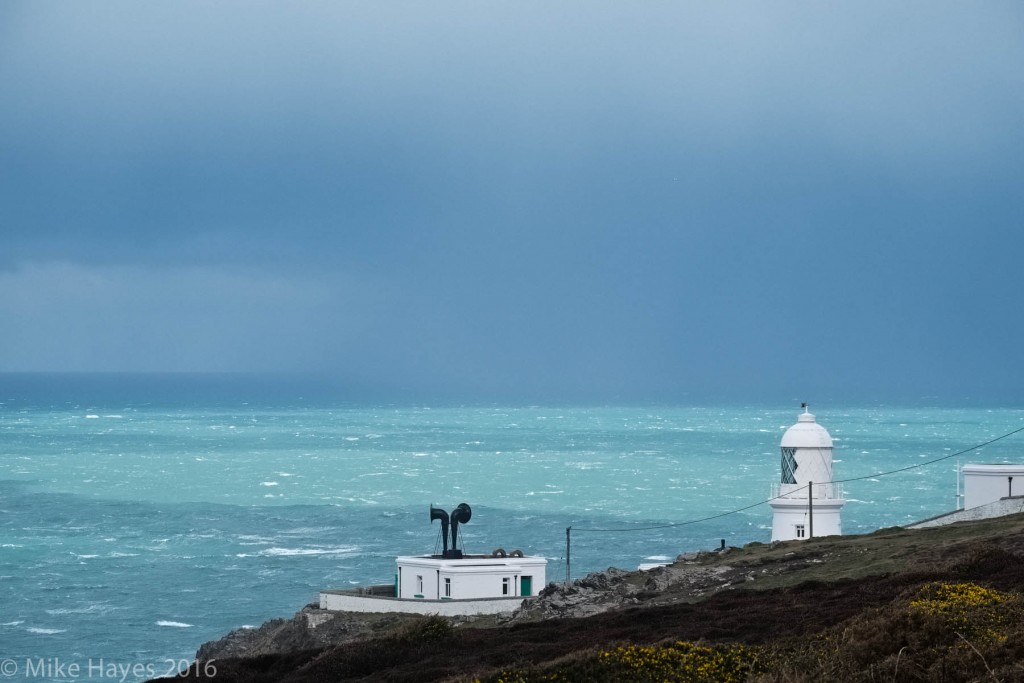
{"left": 396, "top": 553, "right": 546, "bottom": 601}
{"left": 769, "top": 406, "right": 845, "bottom": 541}
{"left": 905, "top": 463, "right": 1024, "bottom": 529}
{"left": 320, "top": 504, "right": 548, "bottom": 616}
{"left": 963, "top": 464, "right": 1024, "bottom": 509}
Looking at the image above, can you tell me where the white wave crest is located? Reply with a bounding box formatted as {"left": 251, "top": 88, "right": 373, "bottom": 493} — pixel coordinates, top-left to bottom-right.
{"left": 45, "top": 603, "right": 116, "bottom": 616}
{"left": 27, "top": 627, "right": 66, "bottom": 634}
{"left": 259, "top": 546, "right": 359, "bottom": 557}
{"left": 156, "top": 620, "right": 193, "bottom": 628}
{"left": 236, "top": 535, "right": 275, "bottom": 545}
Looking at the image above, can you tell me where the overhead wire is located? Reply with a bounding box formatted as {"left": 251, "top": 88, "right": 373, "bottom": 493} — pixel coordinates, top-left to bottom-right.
{"left": 833, "top": 424, "right": 1024, "bottom": 485}
{"left": 571, "top": 423, "right": 1024, "bottom": 535}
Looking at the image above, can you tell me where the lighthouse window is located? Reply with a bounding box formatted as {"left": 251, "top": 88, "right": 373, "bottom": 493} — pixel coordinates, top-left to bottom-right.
{"left": 444, "top": 577, "right": 451, "bottom": 598}
{"left": 795, "top": 524, "right": 806, "bottom": 538}
{"left": 781, "top": 447, "right": 798, "bottom": 484}
{"left": 416, "top": 575, "right": 423, "bottom": 594}
{"left": 502, "top": 577, "right": 511, "bottom": 595}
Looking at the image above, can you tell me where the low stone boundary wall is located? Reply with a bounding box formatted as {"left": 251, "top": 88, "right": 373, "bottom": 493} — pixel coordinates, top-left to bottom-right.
{"left": 319, "top": 590, "right": 530, "bottom": 616}
{"left": 906, "top": 496, "right": 1024, "bottom": 529}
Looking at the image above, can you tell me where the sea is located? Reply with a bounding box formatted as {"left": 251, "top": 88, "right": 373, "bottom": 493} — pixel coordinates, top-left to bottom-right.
{"left": 2, "top": 374, "right": 1022, "bottom": 681}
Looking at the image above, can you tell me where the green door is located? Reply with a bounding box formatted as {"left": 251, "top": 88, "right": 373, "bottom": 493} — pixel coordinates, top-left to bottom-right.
{"left": 521, "top": 576, "right": 532, "bottom": 596}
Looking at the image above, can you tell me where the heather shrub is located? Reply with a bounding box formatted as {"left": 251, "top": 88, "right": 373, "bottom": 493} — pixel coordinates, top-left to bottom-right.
{"left": 480, "top": 640, "right": 767, "bottom": 682}
{"left": 477, "top": 582, "right": 1024, "bottom": 683}
{"left": 397, "top": 614, "right": 454, "bottom": 643}
{"left": 761, "top": 581, "right": 1024, "bottom": 682}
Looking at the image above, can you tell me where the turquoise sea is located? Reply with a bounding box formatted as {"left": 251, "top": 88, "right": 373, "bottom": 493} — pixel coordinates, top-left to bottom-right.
{"left": 2, "top": 375, "right": 1022, "bottom": 681}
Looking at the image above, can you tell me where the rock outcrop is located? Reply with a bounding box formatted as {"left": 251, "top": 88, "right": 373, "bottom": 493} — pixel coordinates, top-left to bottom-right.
{"left": 194, "top": 547, "right": 757, "bottom": 659}
{"left": 508, "top": 552, "right": 740, "bottom": 621}
{"left": 196, "top": 603, "right": 423, "bottom": 661}
{"left": 179, "top": 515, "right": 1024, "bottom": 683}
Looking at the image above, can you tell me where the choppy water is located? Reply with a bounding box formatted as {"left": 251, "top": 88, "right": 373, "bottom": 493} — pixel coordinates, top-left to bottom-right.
{"left": 2, "top": 376, "right": 1022, "bottom": 680}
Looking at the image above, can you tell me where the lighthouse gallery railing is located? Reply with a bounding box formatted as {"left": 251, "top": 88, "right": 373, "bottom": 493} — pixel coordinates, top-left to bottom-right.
{"left": 770, "top": 482, "right": 844, "bottom": 500}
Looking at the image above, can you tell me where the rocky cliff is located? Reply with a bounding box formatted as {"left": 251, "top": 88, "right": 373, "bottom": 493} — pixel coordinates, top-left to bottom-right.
{"left": 179, "top": 513, "right": 1024, "bottom": 682}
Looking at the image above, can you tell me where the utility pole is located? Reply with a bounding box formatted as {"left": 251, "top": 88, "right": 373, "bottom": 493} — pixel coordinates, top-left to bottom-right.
{"left": 956, "top": 460, "right": 962, "bottom": 510}
{"left": 808, "top": 481, "right": 814, "bottom": 539}
{"left": 565, "top": 526, "right": 571, "bottom": 586}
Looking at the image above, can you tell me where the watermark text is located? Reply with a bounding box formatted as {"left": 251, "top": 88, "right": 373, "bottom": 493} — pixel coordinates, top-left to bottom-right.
{"left": 1, "top": 658, "right": 216, "bottom": 681}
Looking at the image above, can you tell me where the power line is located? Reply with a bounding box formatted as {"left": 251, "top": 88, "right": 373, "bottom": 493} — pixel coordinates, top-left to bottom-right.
{"left": 834, "top": 424, "right": 1024, "bottom": 484}
{"left": 571, "top": 491, "right": 791, "bottom": 533}
{"left": 571, "top": 423, "right": 1024, "bottom": 535}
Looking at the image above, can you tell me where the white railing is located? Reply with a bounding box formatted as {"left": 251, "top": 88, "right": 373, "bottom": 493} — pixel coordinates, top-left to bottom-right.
{"left": 770, "top": 482, "right": 844, "bottom": 500}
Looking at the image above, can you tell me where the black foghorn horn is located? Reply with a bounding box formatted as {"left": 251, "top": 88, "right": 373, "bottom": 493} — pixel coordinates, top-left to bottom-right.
{"left": 429, "top": 506, "right": 450, "bottom": 555}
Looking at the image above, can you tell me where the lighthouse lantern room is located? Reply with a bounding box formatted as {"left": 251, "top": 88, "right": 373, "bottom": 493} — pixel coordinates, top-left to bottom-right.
{"left": 769, "top": 405, "right": 845, "bottom": 541}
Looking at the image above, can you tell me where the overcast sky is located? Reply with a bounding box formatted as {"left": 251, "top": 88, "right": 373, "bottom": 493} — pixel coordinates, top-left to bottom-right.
{"left": 1, "top": 2, "right": 1022, "bottom": 402}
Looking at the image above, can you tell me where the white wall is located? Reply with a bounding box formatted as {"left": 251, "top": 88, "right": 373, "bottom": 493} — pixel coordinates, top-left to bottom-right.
{"left": 399, "top": 565, "right": 440, "bottom": 600}
{"left": 441, "top": 569, "right": 516, "bottom": 600}
{"left": 770, "top": 499, "right": 842, "bottom": 541}
{"left": 396, "top": 556, "right": 547, "bottom": 601}
{"left": 906, "top": 496, "right": 1024, "bottom": 529}
{"left": 964, "top": 465, "right": 1024, "bottom": 509}
{"left": 319, "top": 591, "right": 528, "bottom": 616}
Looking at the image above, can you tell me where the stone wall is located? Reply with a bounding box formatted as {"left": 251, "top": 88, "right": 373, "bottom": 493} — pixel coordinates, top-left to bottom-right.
{"left": 906, "top": 496, "right": 1024, "bottom": 529}
{"left": 318, "top": 590, "right": 529, "bottom": 616}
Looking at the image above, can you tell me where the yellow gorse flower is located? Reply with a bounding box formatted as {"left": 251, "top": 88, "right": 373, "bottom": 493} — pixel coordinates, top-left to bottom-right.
{"left": 910, "top": 581, "right": 1016, "bottom": 643}
{"left": 595, "top": 641, "right": 765, "bottom": 682}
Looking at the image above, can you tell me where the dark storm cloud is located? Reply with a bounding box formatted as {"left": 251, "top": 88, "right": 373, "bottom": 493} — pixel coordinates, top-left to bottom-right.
{"left": 2, "top": 2, "right": 1022, "bottom": 401}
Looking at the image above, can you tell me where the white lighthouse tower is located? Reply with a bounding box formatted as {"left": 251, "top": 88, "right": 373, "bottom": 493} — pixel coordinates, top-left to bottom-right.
{"left": 769, "top": 405, "right": 845, "bottom": 541}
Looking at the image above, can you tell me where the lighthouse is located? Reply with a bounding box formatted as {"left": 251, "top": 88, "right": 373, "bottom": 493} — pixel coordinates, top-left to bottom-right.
{"left": 769, "top": 405, "right": 845, "bottom": 541}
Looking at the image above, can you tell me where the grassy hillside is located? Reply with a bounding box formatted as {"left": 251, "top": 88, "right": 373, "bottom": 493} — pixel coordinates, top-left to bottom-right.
{"left": 168, "top": 514, "right": 1024, "bottom": 682}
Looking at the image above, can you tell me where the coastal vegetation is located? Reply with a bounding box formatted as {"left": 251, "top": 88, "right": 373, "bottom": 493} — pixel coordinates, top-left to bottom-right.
{"left": 173, "top": 513, "right": 1024, "bottom": 682}
{"left": 478, "top": 580, "right": 1024, "bottom": 682}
